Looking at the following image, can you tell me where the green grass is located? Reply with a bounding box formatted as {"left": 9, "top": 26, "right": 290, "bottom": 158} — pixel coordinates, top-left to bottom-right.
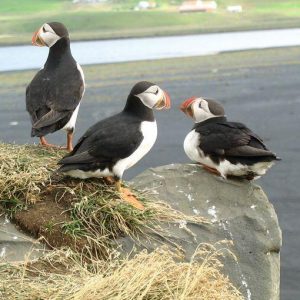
{"left": 0, "top": 0, "right": 299, "bottom": 45}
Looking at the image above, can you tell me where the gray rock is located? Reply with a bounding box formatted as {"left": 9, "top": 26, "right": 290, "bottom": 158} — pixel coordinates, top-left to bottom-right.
{"left": 0, "top": 216, "right": 45, "bottom": 262}
{"left": 0, "top": 163, "right": 281, "bottom": 299}
{"left": 127, "top": 163, "right": 281, "bottom": 300}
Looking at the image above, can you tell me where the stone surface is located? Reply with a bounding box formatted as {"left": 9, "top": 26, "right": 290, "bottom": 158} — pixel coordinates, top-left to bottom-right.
{"left": 127, "top": 164, "right": 282, "bottom": 300}
{"left": 0, "top": 163, "right": 281, "bottom": 299}
{"left": 0, "top": 215, "right": 45, "bottom": 262}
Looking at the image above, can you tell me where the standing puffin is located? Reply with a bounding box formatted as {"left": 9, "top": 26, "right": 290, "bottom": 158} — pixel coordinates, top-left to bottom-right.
{"left": 26, "top": 22, "right": 85, "bottom": 151}
{"left": 180, "top": 97, "right": 280, "bottom": 180}
{"left": 58, "top": 81, "right": 171, "bottom": 209}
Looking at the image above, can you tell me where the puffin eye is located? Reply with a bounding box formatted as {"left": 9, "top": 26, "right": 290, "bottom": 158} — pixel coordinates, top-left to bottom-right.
{"left": 154, "top": 89, "right": 159, "bottom": 95}
{"left": 42, "top": 27, "right": 46, "bottom": 33}
{"left": 199, "top": 102, "right": 202, "bottom": 108}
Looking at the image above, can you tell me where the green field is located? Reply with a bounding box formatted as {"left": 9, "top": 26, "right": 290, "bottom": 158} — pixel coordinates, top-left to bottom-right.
{"left": 0, "top": 0, "right": 299, "bottom": 45}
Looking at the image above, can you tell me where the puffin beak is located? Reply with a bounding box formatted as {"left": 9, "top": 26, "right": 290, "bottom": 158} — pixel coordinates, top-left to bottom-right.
{"left": 32, "top": 27, "right": 46, "bottom": 47}
{"left": 154, "top": 90, "right": 171, "bottom": 110}
{"left": 180, "top": 97, "right": 197, "bottom": 118}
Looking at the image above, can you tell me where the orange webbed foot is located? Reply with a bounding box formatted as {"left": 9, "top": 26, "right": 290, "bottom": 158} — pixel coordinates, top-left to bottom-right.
{"left": 120, "top": 187, "right": 145, "bottom": 211}
{"left": 202, "top": 164, "right": 221, "bottom": 176}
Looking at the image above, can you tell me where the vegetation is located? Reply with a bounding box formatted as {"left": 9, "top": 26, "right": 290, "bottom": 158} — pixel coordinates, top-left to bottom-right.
{"left": 0, "top": 0, "right": 299, "bottom": 45}
{"left": 0, "top": 143, "right": 207, "bottom": 258}
{"left": 0, "top": 243, "right": 242, "bottom": 300}
{"left": 0, "top": 143, "right": 242, "bottom": 299}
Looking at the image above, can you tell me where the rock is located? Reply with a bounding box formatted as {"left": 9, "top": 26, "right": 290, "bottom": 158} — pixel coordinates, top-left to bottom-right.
{"left": 0, "top": 215, "right": 45, "bottom": 262}
{"left": 0, "top": 162, "right": 281, "bottom": 299}
{"left": 126, "top": 164, "right": 281, "bottom": 300}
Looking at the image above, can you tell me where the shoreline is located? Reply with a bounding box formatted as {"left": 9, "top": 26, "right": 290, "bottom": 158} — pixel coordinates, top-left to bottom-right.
{"left": 1, "top": 23, "right": 299, "bottom": 48}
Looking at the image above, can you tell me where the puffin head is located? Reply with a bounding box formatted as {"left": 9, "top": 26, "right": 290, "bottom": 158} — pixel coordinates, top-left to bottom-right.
{"left": 130, "top": 81, "right": 171, "bottom": 110}
{"left": 31, "top": 22, "right": 69, "bottom": 47}
{"left": 180, "top": 97, "right": 225, "bottom": 122}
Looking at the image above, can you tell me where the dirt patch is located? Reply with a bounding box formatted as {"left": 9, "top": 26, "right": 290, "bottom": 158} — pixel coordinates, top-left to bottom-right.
{"left": 13, "top": 176, "right": 116, "bottom": 258}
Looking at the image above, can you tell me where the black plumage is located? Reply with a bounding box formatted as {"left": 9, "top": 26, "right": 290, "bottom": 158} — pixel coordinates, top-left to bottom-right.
{"left": 58, "top": 81, "right": 170, "bottom": 210}
{"left": 26, "top": 22, "right": 84, "bottom": 150}
{"left": 193, "top": 116, "right": 279, "bottom": 166}
{"left": 58, "top": 112, "right": 145, "bottom": 173}
{"left": 181, "top": 97, "right": 279, "bottom": 179}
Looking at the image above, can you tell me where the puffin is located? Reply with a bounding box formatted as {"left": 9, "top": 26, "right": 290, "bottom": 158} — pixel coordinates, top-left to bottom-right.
{"left": 180, "top": 97, "right": 280, "bottom": 180}
{"left": 26, "top": 22, "right": 85, "bottom": 151}
{"left": 58, "top": 81, "right": 171, "bottom": 209}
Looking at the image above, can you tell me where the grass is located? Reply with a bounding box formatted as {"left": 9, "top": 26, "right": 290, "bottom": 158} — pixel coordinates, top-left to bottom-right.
{"left": 0, "top": 143, "right": 243, "bottom": 299}
{"left": 0, "top": 143, "right": 207, "bottom": 259}
{"left": 0, "top": 243, "right": 242, "bottom": 300}
{"left": 0, "top": 0, "right": 299, "bottom": 45}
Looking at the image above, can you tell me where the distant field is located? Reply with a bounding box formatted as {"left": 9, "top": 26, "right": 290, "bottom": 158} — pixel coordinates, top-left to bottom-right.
{"left": 0, "top": 0, "right": 299, "bottom": 45}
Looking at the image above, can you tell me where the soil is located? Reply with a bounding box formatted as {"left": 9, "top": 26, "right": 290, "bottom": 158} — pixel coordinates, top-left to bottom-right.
{"left": 12, "top": 176, "right": 112, "bottom": 258}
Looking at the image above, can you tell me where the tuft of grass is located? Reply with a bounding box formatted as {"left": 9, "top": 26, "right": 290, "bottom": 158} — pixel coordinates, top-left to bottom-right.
{"left": 0, "top": 143, "right": 207, "bottom": 259}
{"left": 0, "top": 242, "right": 242, "bottom": 300}
{"left": 0, "top": 143, "right": 63, "bottom": 204}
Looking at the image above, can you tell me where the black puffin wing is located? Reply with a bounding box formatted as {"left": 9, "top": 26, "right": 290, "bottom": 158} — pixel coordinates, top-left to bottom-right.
{"left": 224, "top": 145, "right": 276, "bottom": 157}
{"left": 32, "top": 109, "right": 70, "bottom": 129}
{"left": 26, "top": 69, "right": 46, "bottom": 123}
{"left": 27, "top": 64, "right": 84, "bottom": 128}
{"left": 196, "top": 121, "right": 274, "bottom": 157}
{"left": 49, "top": 64, "right": 84, "bottom": 112}
{"left": 223, "top": 121, "right": 268, "bottom": 150}
{"left": 195, "top": 122, "right": 250, "bottom": 155}
{"left": 59, "top": 115, "right": 143, "bottom": 165}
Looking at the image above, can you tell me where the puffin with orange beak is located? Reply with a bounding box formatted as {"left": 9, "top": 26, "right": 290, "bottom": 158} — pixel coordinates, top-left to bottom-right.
{"left": 180, "top": 97, "right": 280, "bottom": 180}
{"left": 58, "top": 81, "right": 171, "bottom": 210}
{"left": 26, "top": 22, "right": 85, "bottom": 151}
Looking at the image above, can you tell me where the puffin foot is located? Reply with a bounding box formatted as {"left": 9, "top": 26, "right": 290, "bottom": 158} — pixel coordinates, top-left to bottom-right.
{"left": 115, "top": 180, "right": 144, "bottom": 210}
{"left": 59, "top": 132, "right": 74, "bottom": 152}
{"left": 120, "top": 188, "right": 145, "bottom": 211}
{"left": 66, "top": 131, "right": 74, "bottom": 152}
{"left": 202, "top": 164, "right": 221, "bottom": 176}
{"left": 39, "top": 137, "right": 61, "bottom": 149}
{"left": 60, "top": 145, "right": 73, "bottom": 152}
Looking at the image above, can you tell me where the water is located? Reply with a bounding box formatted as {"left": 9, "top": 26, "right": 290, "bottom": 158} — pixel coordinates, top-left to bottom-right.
{"left": 0, "top": 28, "right": 300, "bottom": 72}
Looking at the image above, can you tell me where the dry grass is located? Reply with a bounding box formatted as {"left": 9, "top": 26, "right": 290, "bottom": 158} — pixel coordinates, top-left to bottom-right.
{"left": 0, "top": 243, "right": 243, "bottom": 300}
{"left": 0, "top": 143, "right": 63, "bottom": 205}
{"left": 0, "top": 143, "right": 207, "bottom": 258}
{"left": 0, "top": 144, "right": 242, "bottom": 299}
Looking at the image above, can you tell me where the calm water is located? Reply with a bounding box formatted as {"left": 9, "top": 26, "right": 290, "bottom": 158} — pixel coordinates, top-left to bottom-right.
{"left": 0, "top": 28, "right": 300, "bottom": 71}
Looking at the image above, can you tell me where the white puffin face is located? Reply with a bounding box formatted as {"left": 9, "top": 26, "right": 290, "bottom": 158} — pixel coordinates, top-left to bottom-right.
{"left": 191, "top": 98, "right": 216, "bottom": 122}
{"left": 32, "top": 23, "right": 61, "bottom": 47}
{"left": 135, "top": 85, "right": 170, "bottom": 110}
{"left": 180, "top": 97, "right": 225, "bottom": 123}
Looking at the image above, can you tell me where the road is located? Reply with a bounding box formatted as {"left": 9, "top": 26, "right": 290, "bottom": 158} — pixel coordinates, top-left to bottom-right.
{"left": 0, "top": 47, "right": 299, "bottom": 299}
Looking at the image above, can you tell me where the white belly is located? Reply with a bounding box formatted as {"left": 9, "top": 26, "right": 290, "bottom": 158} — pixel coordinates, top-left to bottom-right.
{"left": 63, "top": 121, "right": 157, "bottom": 180}
{"left": 113, "top": 121, "right": 157, "bottom": 178}
{"left": 184, "top": 130, "right": 274, "bottom": 179}
{"left": 184, "top": 130, "right": 216, "bottom": 169}
{"left": 64, "top": 167, "right": 113, "bottom": 179}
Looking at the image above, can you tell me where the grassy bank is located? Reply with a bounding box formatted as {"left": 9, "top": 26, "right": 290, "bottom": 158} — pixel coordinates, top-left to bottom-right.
{"left": 0, "top": 143, "right": 242, "bottom": 299}
{"left": 0, "top": 0, "right": 299, "bottom": 45}
{"left": 0, "top": 143, "right": 207, "bottom": 257}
